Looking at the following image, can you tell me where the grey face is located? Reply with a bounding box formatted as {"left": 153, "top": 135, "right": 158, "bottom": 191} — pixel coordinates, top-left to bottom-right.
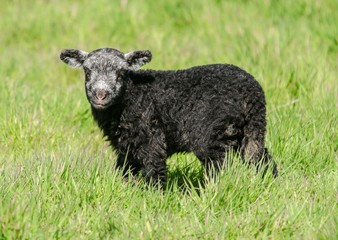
{"left": 60, "top": 48, "right": 152, "bottom": 110}
{"left": 82, "top": 49, "right": 127, "bottom": 110}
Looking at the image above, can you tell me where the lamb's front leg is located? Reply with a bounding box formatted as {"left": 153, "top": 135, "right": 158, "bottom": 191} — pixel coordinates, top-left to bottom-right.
{"left": 115, "top": 154, "right": 142, "bottom": 178}
{"left": 142, "top": 156, "right": 167, "bottom": 189}
{"left": 136, "top": 131, "right": 168, "bottom": 189}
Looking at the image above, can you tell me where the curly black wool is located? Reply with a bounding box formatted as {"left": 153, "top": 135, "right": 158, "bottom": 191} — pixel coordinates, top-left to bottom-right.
{"left": 60, "top": 48, "right": 278, "bottom": 188}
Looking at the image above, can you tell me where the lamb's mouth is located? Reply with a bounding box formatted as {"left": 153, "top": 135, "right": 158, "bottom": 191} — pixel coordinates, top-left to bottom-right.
{"left": 91, "top": 101, "right": 112, "bottom": 110}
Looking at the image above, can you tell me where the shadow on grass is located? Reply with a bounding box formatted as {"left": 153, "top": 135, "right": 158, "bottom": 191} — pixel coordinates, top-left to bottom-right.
{"left": 166, "top": 166, "right": 206, "bottom": 194}
{"left": 165, "top": 151, "right": 279, "bottom": 195}
{"left": 120, "top": 151, "right": 279, "bottom": 194}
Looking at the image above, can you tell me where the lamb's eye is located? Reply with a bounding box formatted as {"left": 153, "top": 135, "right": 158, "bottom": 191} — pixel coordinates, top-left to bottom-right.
{"left": 118, "top": 72, "right": 127, "bottom": 82}
{"left": 84, "top": 68, "right": 90, "bottom": 74}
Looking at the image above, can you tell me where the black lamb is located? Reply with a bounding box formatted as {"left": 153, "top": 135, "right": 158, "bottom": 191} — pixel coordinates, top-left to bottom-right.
{"left": 60, "top": 48, "right": 278, "bottom": 188}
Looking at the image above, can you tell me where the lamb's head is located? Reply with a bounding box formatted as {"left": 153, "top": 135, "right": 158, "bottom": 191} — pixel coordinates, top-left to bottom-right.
{"left": 60, "top": 48, "right": 152, "bottom": 110}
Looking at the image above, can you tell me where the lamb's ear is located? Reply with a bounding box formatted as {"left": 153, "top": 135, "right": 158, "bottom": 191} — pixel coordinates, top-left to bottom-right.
{"left": 60, "top": 49, "right": 88, "bottom": 68}
{"left": 124, "top": 50, "right": 152, "bottom": 70}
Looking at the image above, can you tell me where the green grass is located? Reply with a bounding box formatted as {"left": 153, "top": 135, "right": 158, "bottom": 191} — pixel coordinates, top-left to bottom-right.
{"left": 0, "top": 0, "right": 337, "bottom": 239}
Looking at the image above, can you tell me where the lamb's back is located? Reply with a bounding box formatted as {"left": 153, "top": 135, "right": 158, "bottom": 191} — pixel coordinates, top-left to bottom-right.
{"left": 122, "top": 64, "right": 264, "bottom": 152}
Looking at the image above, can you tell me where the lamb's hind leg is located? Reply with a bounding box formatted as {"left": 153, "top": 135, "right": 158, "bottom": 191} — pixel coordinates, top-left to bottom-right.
{"left": 194, "top": 143, "right": 232, "bottom": 180}
{"left": 200, "top": 150, "right": 226, "bottom": 176}
{"left": 194, "top": 120, "right": 242, "bottom": 179}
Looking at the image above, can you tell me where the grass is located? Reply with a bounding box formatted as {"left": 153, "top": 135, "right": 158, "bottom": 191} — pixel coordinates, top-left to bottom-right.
{"left": 0, "top": 0, "right": 337, "bottom": 239}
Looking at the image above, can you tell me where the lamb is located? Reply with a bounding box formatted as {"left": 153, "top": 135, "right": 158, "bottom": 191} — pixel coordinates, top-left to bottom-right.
{"left": 60, "top": 47, "right": 278, "bottom": 188}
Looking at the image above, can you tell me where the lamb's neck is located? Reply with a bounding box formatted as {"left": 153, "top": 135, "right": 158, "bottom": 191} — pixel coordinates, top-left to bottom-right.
{"left": 91, "top": 105, "right": 123, "bottom": 144}
{"left": 128, "top": 69, "right": 157, "bottom": 83}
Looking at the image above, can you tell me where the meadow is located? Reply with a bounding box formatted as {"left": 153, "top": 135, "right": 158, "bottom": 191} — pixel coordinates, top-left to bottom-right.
{"left": 0, "top": 0, "right": 337, "bottom": 239}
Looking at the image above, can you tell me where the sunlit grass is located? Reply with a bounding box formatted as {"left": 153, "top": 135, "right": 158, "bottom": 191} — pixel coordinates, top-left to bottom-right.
{"left": 0, "top": 0, "right": 337, "bottom": 239}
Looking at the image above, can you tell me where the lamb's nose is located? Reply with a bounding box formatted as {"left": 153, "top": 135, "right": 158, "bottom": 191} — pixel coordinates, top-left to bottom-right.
{"left": 95, "top": 89, "right": 107, "bottom": 100}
